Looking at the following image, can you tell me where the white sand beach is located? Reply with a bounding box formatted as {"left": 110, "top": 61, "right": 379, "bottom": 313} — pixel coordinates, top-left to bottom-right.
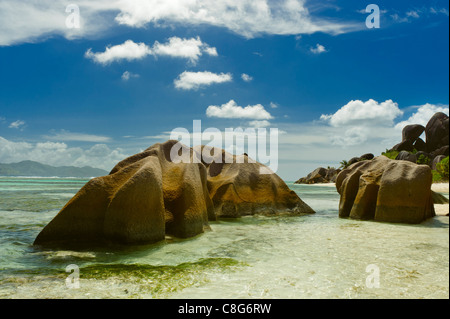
{"left": 432, "top": 183, "right": 450, "bottom": 193}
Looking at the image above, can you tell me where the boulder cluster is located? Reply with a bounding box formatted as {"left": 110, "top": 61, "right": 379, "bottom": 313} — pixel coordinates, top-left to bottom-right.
{"left": 336, "top": 156, "right": 436, "bottom": 224}
{"left": 34, "top": 140, "right": 315, "bottom": 247}
{"left": 295, "top": 154, "right": 374, "bottom": 184}
{"left": 390, "top": 112, "right": 449, "bottom": 169}
{"left": 295, "top": 167, "right": 341, "bottom": 184}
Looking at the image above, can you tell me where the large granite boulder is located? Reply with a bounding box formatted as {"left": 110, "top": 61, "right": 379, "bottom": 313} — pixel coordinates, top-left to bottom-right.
{"left": 426, "top": 112, "right": 449, "bottom": 153}
{"left": 34, "top": 141, "right": 314, "bottom": 247}
{"left": 402, "top": 124, "right": 425, "bottom": 143}
{"left": 413, "top": 138, "right": 427, "bottom": 152}
{"left": 431, "top": 155, "right": 447, "bottom": 170}
{"left": 431, "top": 145, "right": 449, "bottom": 158}
{"left": 336, "top": 156, "right": 435, "bottom": 224}
{"left": 199, "top": 145, "right": 314, "bottom": 218}
{"left": 395, "top": 151, "right": 417, "bottom": 163}
{"left": 392, "top": 140, "right": 414, "bottom": 153}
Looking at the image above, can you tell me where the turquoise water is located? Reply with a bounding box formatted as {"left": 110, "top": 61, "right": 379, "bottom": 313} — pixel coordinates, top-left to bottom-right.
{"left": 0, "top": 177, "right": 448, "bottom": 299}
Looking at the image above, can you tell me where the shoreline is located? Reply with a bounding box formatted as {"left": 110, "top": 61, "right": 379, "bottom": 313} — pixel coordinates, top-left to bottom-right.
{"left": 294, "top": 182, "right": 449, "bottom": 217}
{"left": 294, "top": 182, "right": 449, "bottom": 192}
{"left": 432, "top": 183, "right": 450, "bottom": 194}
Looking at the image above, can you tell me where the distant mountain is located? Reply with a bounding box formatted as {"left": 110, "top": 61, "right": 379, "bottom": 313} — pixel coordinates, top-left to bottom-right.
{"left": 0, "top": 161, "right": 108, "bottom": 178}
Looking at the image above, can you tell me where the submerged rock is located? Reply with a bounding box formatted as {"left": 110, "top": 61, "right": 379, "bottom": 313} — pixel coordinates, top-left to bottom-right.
{"left": 34, "top": 141, "right": 314, "bottom": 247}
{"left": 336, "top": 156, "right": 435, "bottom": 224}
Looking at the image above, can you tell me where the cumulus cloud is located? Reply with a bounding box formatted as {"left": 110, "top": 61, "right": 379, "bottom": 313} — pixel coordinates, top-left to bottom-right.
{"left": 85, "top": 37, "right": 218, "bottom": 65}
{"left": 318, "top": 100, "right": 449, "bottom": 147}
{"left": 113, "top": 0, "right": 358, "bottom": 38}
{"left": 0, "top": 136, "right": 128, "bottom": 171}
{"left": 85, "top": 40, "right": 151, "bottom": 65}
{"left": 310, "top": 44, "right": 327, "bottom": 54}
{"left": 9, "top": 120, "right": 26, "bottom": 130}
{"left": 174, "top": 71, "right": 232, "bottom": 90}
{"left": 241, "top": 74, "right": 253, "bottom": 82}
{"left": 395, "top": 103, "right": 449, "bottom": 129}
{"left": 319, "top": 99, "right": 405, "bottom": 147}
{"left": 0, "top": 0, "right": 116, "bottom": 46}
{"left": 151, "top": 36, "right": 218, "bottom": 64}
{"left": 321, "top": 99, "right": 404, "bottom": 128}
{"left": 206, "top": 100, "right": 274, "bottom": 120}
{"left": 121, "top": 71, "right": 140, "bottom": 81}
{"left": 329, "top": 126, "right": 369, "bottom": 147}
{"left": 0, "top": 0, "right": 359, "bottom": 46}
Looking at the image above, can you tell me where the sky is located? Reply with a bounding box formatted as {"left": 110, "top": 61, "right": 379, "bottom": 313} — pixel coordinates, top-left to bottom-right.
{"left": 0, "top": 0, "right": 449, "bottom": 180}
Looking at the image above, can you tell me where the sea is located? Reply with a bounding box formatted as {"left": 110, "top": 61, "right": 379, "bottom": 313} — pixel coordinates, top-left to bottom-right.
{"left": 0, "top": 177, "right": 448, "bottom": 299}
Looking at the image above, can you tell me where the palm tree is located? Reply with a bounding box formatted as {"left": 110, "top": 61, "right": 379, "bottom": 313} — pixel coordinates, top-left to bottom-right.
{"left": 339, "top": 160, "right": 349, "bottom": 169}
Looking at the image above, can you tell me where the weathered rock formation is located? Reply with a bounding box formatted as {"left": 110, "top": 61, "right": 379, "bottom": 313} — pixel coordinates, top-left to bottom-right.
{"left": 295, "top": 154, "right": 374, "bottom": 185}
{"left": 336, "top": 156, "right": 435, "bottom": 224}
{"left": 388, "top": 112, "right": 449, "bottom": 169}
{"left": 295, "top": 167, "right": 341, "bottom": 184}
{"left": 426, "top": 112, "right": 449, "bottom": 153}
{"left": 34, "top": 141, "right": 314, "bottom": 247}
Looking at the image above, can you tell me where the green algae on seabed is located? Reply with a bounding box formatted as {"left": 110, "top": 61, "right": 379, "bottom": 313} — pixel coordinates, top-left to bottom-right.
{"left": 80, "top": 258, "right": 245, "bottom": 297}
{"left": 2, "top": 258, "right": 246, "bottom": 299}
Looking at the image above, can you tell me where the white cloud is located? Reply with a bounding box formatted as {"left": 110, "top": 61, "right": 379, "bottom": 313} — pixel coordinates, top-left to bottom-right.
{"left": 395, "top": 103, "right": 449, "bottom": 130}
{"left": 270, "top": 102, "right": 279, "bottom": 109}
{"left": 248, "top": 120, "right": 271, "bottom": 128}
{"left": 9, "top": 120, "right": 26, "bottom": 130}
{"left": 0, "top": 0, "right": 107, "bottom": 46}
{"left": 174, "top": 71, "right": 232, "bottom": 90}
{"left": 329, "top": 126, "right": 369, "bottom": 147}
{"left": 152, "top": 36, "right": 217, "bottom": 64}
{"left": 0, "top": 136, "right": 128, "bottom": 171}
{"left": 85, "top": 40, "right": 151, "bottom": 65}
{"left": 241, "top": 73, "right": 253, "bottom": 82}
{"left": 121, "top": 71, "right": 140, "bottom": 81}
{"left": 310, "top": 43, "right": 327, "bottom": 54}
{"left": 440, "top": 8, "right": 449, "bottom": 16}
{"left": 114, "top": 0, "right": 358, "bottom": 38}
{"left": 85, "top": 37, "right": 217, "bottom": 65}
{"left": 206, "top": 100, "right": 274, "bottom": 120}
{"left": 43, "top": 130, "right": 112, "bottom": 143}
{"left": 321, "top": 99, "right": 404, "bottom": 128}
{"left": 406, "top": 10, "right": 420, "bottom": 18}
{"left": 319, "top": 99, "right": 404, "bottom": 147}
{"left": 0, "top": 0, "right": 359, "bottom": 46}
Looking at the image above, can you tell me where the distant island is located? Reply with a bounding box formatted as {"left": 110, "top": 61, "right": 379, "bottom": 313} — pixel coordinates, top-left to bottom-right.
{"left": 0, "top": 160, "right": 108, "bottom": 178}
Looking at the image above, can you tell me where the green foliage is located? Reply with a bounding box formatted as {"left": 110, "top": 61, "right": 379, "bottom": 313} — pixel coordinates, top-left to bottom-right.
{"left": 339, "top": 160, "right": 349, "bottom": 169}
{"left": 381, "top": 149, "right": 399, "bottom": 160}
{"left": 436, "top": 156, "right": 449, "bottom": 180}
{"left": 416, "top": 154, "right": 431, "bottom": 165}
{"left": 432, "top": 170, "right": 444, "bottom": 183}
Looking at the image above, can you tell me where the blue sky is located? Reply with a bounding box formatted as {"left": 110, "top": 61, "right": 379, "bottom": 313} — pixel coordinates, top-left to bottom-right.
{"left": 0, "top": 0, "right": 449, "bottom": 179}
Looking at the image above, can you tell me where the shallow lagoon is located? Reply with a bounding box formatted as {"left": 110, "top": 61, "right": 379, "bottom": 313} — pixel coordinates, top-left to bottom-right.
{"left": 0, "top": 177, "right": 448, "bottom": 299}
